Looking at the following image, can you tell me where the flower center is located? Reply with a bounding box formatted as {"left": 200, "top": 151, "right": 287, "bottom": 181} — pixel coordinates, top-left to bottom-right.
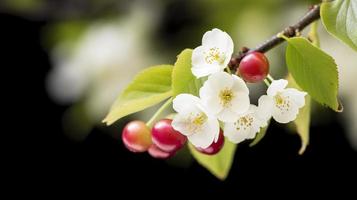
{"left": 234, "top": 115, "right": 254, "bottom": 131}
{"left": 204, "top": 47, "right": 224, "bottom": 64}
{"left": 186, "top": 112, "right": 207, "bottom": 135}
{"left": 192, "top": 113, "right": 207, "bottom": 126}
{"left": 219, "top": 88, "right": 234, "bottom": 107}
{"left": 274, "top": 93, "right": 290, "bottom": 111}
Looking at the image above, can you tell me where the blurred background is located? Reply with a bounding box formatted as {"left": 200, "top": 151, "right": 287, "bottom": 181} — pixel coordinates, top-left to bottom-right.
{"left": 2, "top": 0, "right": 356, "bottom": 196}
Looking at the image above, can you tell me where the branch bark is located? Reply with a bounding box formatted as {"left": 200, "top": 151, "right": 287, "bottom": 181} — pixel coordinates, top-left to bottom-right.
{"left": 229, "top": 4, "right": 321, "bottom": 69}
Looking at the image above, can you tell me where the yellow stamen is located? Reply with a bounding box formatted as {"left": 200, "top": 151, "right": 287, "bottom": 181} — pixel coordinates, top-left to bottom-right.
{"left": 274, "top": 93, "right": 291, "bottom": 112}
{"left": 185, "top": 112, "right": 207, "bottom": 135}
{"left": 204, "top": 47, "right": 223, "bottom": 64}
{"left": 219, "top": 88, "right": 234, "bottom": 107}
{"left": 234, "top": 115, "right": 254, "bottom": 131}
{"left": 192, "top": 113, "right": 207, "bottom": 126}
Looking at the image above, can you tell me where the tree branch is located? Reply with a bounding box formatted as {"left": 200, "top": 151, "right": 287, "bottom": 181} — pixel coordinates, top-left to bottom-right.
{"left": 229, "top": 4, "right": 321, "bottom": 69}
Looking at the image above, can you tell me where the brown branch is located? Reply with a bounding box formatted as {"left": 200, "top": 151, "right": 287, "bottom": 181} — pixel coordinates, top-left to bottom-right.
{"left": 229, "top": 4, "right": 321, "bottom": 70}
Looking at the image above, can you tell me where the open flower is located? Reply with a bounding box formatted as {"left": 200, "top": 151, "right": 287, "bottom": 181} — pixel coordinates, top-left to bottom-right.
{"left": 199, "top": 72, "right": 250, "bottom": 122}
{"left": 224, "top": 105, "right": 268, "bottom": 144}
{"left": 172, "top": 94, "right": 220, "bottom": 148}
{"left": 258, "top": 79, "right": 307, "bottom": 123}
{"left": 191, "top": 28, "right": 234, "bottom": 78}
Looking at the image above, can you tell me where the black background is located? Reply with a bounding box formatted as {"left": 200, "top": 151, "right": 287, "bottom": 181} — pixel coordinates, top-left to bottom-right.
{"left": 2, "top": 12, "right": 357, "bottom": 197}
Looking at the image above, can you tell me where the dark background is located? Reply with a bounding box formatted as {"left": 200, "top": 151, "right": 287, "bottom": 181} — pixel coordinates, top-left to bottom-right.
{"left": 2, "top": 9, "right": 356, "bottom": 197}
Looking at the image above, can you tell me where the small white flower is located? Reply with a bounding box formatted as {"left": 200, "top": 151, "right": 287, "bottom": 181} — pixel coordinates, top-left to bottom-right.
{"left": 224, "top": 105, "right": 268, "bottom": 144}
{"left": 258, "top": 79, "right": 307, "bottom": 124}
{"left": 191, "top": 28, "right": 234, "bottom": 78}
{"left": 172, "top": 94, "right": 220, "bottom": 148}
{"left": 199, "top": 72, "right": 250, "bottom": 122}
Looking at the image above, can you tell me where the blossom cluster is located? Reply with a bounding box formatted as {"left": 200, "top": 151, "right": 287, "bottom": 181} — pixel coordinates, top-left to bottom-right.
{"left": 172, "top": 29, "right": 307, "bottom": 148}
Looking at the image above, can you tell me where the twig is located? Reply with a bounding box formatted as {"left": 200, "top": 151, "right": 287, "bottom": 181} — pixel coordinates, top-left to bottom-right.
{"left": 229, "top": 4, "right": 321, "bottom": 70}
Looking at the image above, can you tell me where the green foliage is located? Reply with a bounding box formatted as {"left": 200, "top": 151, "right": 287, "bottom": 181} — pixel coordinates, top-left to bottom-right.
{"left": 308, "top": 21, "right": 320, "bottom": 47}
{"left": 250, "top": 121, "right": 270, "bottom": 147}
{"left": 172, "top": 49, "right": 204, "bottom": 96}
{"left": 103, "top": 65, "right": 173, "bottom": 125}
{"left": 188, "top": 141, "right": 237, "bottom": 180}
{"left": 321, "top": 0, "right": 357, "bottom": 51}
{"left": 285, "top": 37, "right": 340, "bottom": 112}
{"left": 287, "top": 75, "right": 311, "bottom": 155}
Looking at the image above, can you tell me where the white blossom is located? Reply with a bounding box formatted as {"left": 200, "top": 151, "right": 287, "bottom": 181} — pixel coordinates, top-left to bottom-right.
{"left": 191, "top": 28, "right": 234, "bottom": 78}
{"left": 172, "top": 94, "right": 220, "bottom": 148}
{"left": 258, "top": 79, "right": 307, "bottom": 124}
{"left": 199, "top": 72, "right": 250, "bottom": 122}
{"left": 224, "top": 105, "right": 268, "bottom": 144}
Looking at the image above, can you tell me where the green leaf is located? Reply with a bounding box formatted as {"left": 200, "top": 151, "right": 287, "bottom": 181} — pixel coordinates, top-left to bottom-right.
{"left": 172, "top": 49, "right": 204, "bottom": 96}
{"left": 287, "top": 75, "right": 311, "bottom": 155}
{"left": 321, "top": 0, "right": 357, "bottom": 51}
{"left": 188, "top": 141, "right": 237, "bottom": 180}
{"left": 249, "top": 121, "right": 270, "bottom": 147}
{"left": 285, "top": 37, "right": 340, "bottom": 111}
{"left": 308, "top": 21, "right": 320, "bottom": 47}
{"left": 103, "top": 65, "right": 173, "bottom": 125}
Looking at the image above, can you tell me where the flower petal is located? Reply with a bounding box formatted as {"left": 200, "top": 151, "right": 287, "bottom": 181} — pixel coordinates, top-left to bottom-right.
{"left": 191, "top": 64, "right": 222, "bottom": 78}
{"left": 205, "top": 72, "right": 234, "bottom": 92}
{"left": 217, "top": 108, "right": 239, "bottom": 122}
{"left": 223, "top": 105, "right": 263, "bottom": 143}
{"left": 188, "top": 117, "right": 219, "bottom": 148}
{"left": 199, "top": 83, "right": 221, "bottom": 115}
{"left": 224, "top": 122, "right": 250, "bottom": 144}
{"left": 257, "top": 95, "right": 273, "bottom": 121}
{"left": 272, "top": 97, "right": 299, "bottom": 123}
{"left": 202, "top": 28, "right": 233, "bottom": 53}
{"left": 230, "top": 91, "right": 250, "bottom": 115}
{"left": 172, "top": 114, "right": 193, "bottom": 137}
{"left": 191, "top": 46, "right": 206, "bottom": 66}
{"left": 199, "top": 72, "right": 234, "bottom": 115}
{"left": 267, "top": 79, "right": 288, "bottom": 96}
{"left": 173, "top": 94, "right": 201, "bottom": 114}
{"left": 231, "top": 75, "right": 249, "bottom": 94}
{"left": 284, "top": 88, "right": 307, "bottom": 108}
{"left": 249, "top": 105, "right": 268, "bottom": 130}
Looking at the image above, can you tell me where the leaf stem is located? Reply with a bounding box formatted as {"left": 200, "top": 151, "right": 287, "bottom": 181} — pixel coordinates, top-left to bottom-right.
{"left": 263, "top": 79, "right": 270, "bottom": 87}
{"left": 267, "top": 74, "right": 274, "bottom": 82}
{"left": 146, "top": 97, "right": 173, "bottom": 127}
{"left": 226, "top": 66, "right": 232, "bottom": 74}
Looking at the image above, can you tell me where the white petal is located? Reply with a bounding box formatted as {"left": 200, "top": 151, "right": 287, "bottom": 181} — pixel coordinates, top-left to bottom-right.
{"left": 249, "top": 105, "right": 269, "bottom": 129}
{"left": 191, "top": 64, "right": 222, "bottom": 78}
{"left": 191, "top": 46, "right": 206, "bottom": 66}
{"left": 171, "top": 114, "right": 192, "bottom": 137}
{"left": 231, "top": 75, "right": 249, "bottom": 94}
{"left": 199, "top": 72, "right": 234, "bottom": 115}
{"left": 192, "top": 46, "right": 223, "bottom": 78}
{"left": 257, "top": 95, "right": 273, "bottom": 121}
{"left": 204, "top": 72, "right": 234, "bottom": 92}
{"left": 223, "top": 106, "right": 262, "bottom": 144}
{"left": 246, "top": 123, "right": 261, "bottom": 139}
{"left": 202, "top": 28, "right": 233, "bottom": 52}
{"left": 230, "top": 91, "right": 250, "bottom": 115}
{"left": 199, "top": 83, "right": 221, "bottom": 115}
{"left": 217, "top": 108, "right": 239, "bottom": 122}
{"left": 224, "top": 122, "right": 250, "bottom": 144}
{"left": 173, "top": 94, "right": 201, "bottom": 114}
{"left": 223, "top": 35, "right": 234, "bottom": 66}
{"left": 272, "top": 98, "right": 299, "bottom": 123}
{"left": 284, "top": 88, "right": 307, "bottom": 108}
{"left": 188, "top": 117, "right": 219, "bottom": 148}
{"left": 201, "top": 28, "right": 233, "bottom": 67}
{"left": 267, "top": 79, "right": 288, "bottom": 97}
